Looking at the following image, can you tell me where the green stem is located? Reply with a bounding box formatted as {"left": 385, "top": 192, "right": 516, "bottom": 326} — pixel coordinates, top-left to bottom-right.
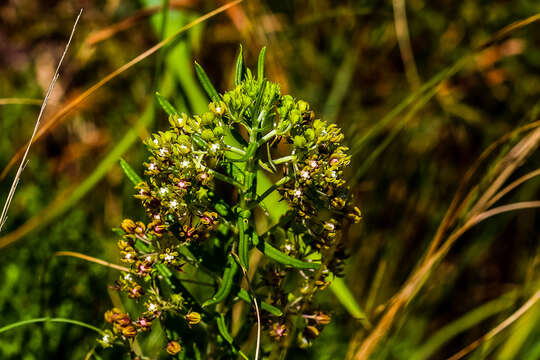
{"left": 208, "top": 169, "right": 245, "bottom": 190}
{"left": 252, "top": 176, "right": 291, "bottom": 208}
{"left": 0, "top": 317, "right": 104, "bottom": 335}
{"left": 226, "top": 145, "right": 246, "bottom": 156}
{"left": 258, "top": 129, "right": 277, "bottom": 146}
{"left": 273, "top": 155, "right": 295, "bottom": 165}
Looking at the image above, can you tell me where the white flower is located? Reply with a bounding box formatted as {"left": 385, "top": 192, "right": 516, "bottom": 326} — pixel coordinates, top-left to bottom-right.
{"left": 170, "top": 200, "right": 178, "bottom": 208}
{"left": 181, "top": 160, "right": 190, "bottom": 168}
{"left": 148, "top": 163, "right": 156, "bottom": 170}
{"left": 145, "top": 255, "right": 152, "bottom": 262}
{"left": 153, "top": 138, "right": 159, "bottom": 145}
{"left": 300, "top": 170, "right": 310, "bottom": 179}
{"left": 215, "top": 106, "right": 221, "bottom": 113}
{"left": 159, "top": 148, "right": 168, "bottom": 156}
{"left": 125, "top": 253, "right": 132, "bottom": 260}
{"left": 147, "top": 303, "right": 158, "bottom": 312}
{"left": 179, "top": 144, "right": 189, "bottom": 151}
{"left": 210, "top": 143, "right": 220, "bottom": 152}
{"left": 124, "top": 273, "right": 133, "bottom": 281}
{"left": 102, "top": 334, "right": 111, "bottom": 344}
{"left": 294, "top": 189, "right": 302, "bottom": 197}
{"left": 160, "top": 187, "right": 168, "bottom": 195}
{"left": 163, "top": 253, "right": 175, "bottom": 263}
{"left": 310, "top": 160, "right": 318, "bottom": 168}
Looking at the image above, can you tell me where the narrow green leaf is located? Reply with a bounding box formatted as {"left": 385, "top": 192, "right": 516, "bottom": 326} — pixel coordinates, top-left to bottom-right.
{"left": 155, "top": 91, "right": 178, "bottom": 116}
{"left": 0, "top": 317, "right": 104, "bottom": 335}
{"left": 329, "top": 277, "right": 371, "bottom": 329}
{"left": 237, "top": 288, "right": 283, "bottom": 316}
{"left": 256, "top": 239, "right": 321, "bottom": 269}
{"left": 119, "top": 158, "right": 143, "bottom": 185}
{"left": 202, "top": 255, "right": 238, "bottom": 307}
{"left": 257, "top": 46, "right": 266, "bottom": 80}
{"left": 234, "top": 44, "right": 244, "bottom": 86}
{"left": 216, "top": 315, "right": 249, "bottom": 360}
{"left": 194, "top": 61, "right": 220, "bottom": 102}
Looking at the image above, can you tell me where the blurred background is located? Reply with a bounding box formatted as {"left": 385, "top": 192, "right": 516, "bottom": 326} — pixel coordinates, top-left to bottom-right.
{"left": 1, "top": 0, "right": 540, "bottom": 359}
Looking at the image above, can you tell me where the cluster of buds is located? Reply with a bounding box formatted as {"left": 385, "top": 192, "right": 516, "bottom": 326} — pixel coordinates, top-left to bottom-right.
{"left": 100, "top": 49, "right": 361, "bottom": 357}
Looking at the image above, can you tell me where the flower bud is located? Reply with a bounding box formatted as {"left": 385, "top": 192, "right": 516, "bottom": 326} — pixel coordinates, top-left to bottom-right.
{"left": 121, "top": 219, "right": 137, "bottom": 233}
{"left": 314, "top": 312, "right": 331, "bottom": 325}
{"left": 201, "top": 129, "right": 214, "bottom": 141}
{"left": 166, "top": 341, "right": 182, "bottom": 355}
{"left": 121, "top": 325, "right": 137, "bottom": 337}
{"left": 297, "top": 100, "right": 310, "bottom": 112}
{"left": 185, "top": 311, "right": 201, "bottom": 326}
{"left": 293, "top": 135, "right": 307, "bottom": 147}
{"left": 304, "top": 325, "right": 319, "bottom": 339}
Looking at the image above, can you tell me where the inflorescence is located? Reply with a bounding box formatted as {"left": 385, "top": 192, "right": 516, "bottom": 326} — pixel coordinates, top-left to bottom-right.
{"left": 100, "top": 48, "right": 361, "bottom": 358}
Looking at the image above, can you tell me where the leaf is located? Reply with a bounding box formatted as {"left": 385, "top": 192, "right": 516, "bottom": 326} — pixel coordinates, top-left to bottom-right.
{"left": 155, "top": 91, "right": 178, "bottom": 116}
{"left": 119, "top": 158, "right": 143, "bottom": 186}
{"left": 234, "top": 44, "right": 244, "bottom": 86}
{"left": 202, "top": 255, "right": 238, "bottom": 307}
{"left": 329, "top": 278, "right": 371, "bottom": 327}
{"left": 194, "top": 61, "right": 220, "bottom": 102}
{"left": 257, "top": 46, "right": 266, "bottom": 80}
{"left": 237, "top": 289, "right": 282, "bottom": 316}
{"left": 256, "top": 239, "right": 321, "bottom": 269}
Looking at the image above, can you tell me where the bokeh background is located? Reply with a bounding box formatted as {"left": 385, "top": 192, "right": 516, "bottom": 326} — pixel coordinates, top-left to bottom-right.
{"left": 1, "top": 0, "right": 540, "bottom": 359}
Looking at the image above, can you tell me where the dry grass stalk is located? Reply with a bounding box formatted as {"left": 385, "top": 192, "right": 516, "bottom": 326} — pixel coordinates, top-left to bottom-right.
{"left": 0, "top": 9, "right": 82, "bottom": 232}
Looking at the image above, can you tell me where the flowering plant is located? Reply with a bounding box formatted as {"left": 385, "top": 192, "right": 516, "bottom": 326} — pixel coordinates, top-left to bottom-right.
{"left": 100, "top": 47, "right": 361, "bottom": 359}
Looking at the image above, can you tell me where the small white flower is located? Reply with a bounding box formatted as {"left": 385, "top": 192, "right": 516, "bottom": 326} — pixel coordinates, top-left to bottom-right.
{"left": 125, "top": 253, "right": 132, "bottom": 260}
{"left": 300, "top": 170, "right": 310, "bottom": 179}
{"left": 215, "top": 106, "right": 221, "bottom": 113}
{"left": 210, "top": 143, "right": 220, "bottom": 152}
{"left": 148, "top": 163, "right": 156, "bottom": 170}
{"left": 179, "top": 144, "right": 189, "bottom": 151}
{"left": 145, "top": 255, "right": 152, "bottom": 262}
{"left": 124, "top": 273, "right": 133, "bottom": 281}
{"left": 330, "top": 171, "right": 337, "bottom": 178}
{"left": 147, "top": 303, "right": 158, "bottom": 312}
{"left": 102, "top": 334, "right": 111, "bottom": 344}
{"left": 294, "top": 189, "right": 302, "bottom": 197}
{"left": 284, "top": 244, "right": 292, "bottom": 251}
{"left": 153, "top": 138, "right": 159, "bottom": 145}
{"left": 163, "top": 253, "right": 175, "bottom": 263}
{"left": 170, "top": 200, "right": 178, "bottom": 208}
{"left": 159, "top": 148, "right": 168, "bottom": 156}
{"left": 160, "top": 187, "right": 168, "bottom": 195}
{"left": 310, "top": 160, "right": 318, "bottom": 168}
{"left": 181, "top": 160, "right": 190, "bottom": 168}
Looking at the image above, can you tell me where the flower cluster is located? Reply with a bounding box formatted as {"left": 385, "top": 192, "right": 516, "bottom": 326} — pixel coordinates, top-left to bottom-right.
{"left": 100, "top": 49, "right": 361, "bottom": 358}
